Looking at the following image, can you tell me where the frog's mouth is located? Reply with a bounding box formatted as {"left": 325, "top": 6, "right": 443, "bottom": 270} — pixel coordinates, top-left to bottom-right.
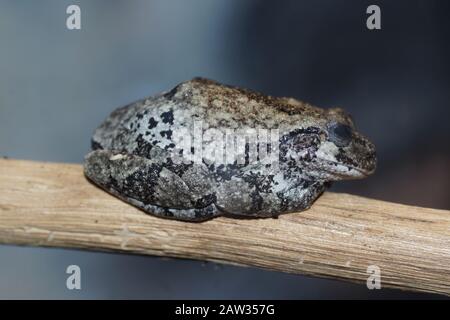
{"left": 315, "top": 158, "right": 375, "bottom": 180}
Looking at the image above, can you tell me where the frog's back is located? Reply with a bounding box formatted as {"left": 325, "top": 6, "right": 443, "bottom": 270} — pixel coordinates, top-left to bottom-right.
{"left": 91, "top": 77, "right": 327, "bottom": 157}
{"left": 167, "top": 77, "right": 326, "bottom": 129}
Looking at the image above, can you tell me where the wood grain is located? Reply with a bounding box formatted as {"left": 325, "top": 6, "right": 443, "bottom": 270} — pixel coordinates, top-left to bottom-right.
{"left": 0, "top": 158, "right": 449, "bottom": 295}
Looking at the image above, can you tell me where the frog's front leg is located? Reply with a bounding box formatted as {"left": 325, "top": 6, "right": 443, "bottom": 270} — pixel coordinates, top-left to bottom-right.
{"left": 215, "top": 177, "right": 326, "bottom": 218}
{"left": 275, "top": 180, "right": 327, "bottom": 215}
{"left": 84, "top": 150, "right": 222, "bottom": 221}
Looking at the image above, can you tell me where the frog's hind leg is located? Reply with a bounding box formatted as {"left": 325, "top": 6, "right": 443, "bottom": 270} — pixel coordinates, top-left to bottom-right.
{"left": 126, "top": 199, "right": 220, "bottom": 222}
{"left": 83, "top": 149, "right": 221, "bottom": 221}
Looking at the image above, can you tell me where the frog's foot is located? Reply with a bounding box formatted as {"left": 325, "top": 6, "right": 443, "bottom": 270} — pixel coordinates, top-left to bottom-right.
{"left": 275, "top": 180, "right": 327, "bottom": 215}
{"left": 84, "top": 149, "right": 222, "bottom": 222}
{"left": 122, "top": 196, "right": 221, "bottom": 222}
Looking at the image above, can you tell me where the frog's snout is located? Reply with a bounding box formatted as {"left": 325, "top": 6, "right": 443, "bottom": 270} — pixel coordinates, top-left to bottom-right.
{"left": 359, "top": 149, "right": 377, "bottom": 177}
{"left": 351, "top": 135, "right": 377, "bottom": 177}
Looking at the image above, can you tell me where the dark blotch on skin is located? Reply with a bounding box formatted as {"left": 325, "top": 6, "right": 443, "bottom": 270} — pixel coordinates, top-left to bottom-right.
{"left": 164, "top": 85, "right": 180, "bottom": 100}
{"left": 161, "top": 111, "right": 174, "bottom": 125}
{"left": 249, "top": 190, "right": 264, "bottom": 212}
{"left": 119, "top": 163, "right": 162, "bottom": 202}
{"left": 279, "top": 127, "right": 321, "bottom": 173}
{"left": 194, "top": 193, "right": 217, "bottom": 208}
{"left": 148, "top": 117, "right": 158, "bottom": 129}
{"left": 91, "top": 139, "right": 103, "bottom": 150}
{"left": 160, "top": 130, "right": 173, "bottom": 140}
{"left": 135, "top": 134, "right": 153, "bottom": 157}
{"left": 243, "top": 172, "right": 275, "bottom": 194}
{"left": 280, "top": 127, "right": 321, "bottom": 144}
{"left": 165, "top": 157, "right": 192, "bottom": 176}
{"left": 212, "top": 163, "right": 241, "bottom": 182}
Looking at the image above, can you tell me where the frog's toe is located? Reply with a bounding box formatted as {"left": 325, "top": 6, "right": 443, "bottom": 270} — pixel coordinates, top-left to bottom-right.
{"left": 138, "top": 202, "right": 222, "bottom": 222}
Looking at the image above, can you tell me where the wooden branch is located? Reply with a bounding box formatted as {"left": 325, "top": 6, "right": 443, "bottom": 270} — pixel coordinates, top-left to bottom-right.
{"left": 0, "top": 158, "right": 449, "bottom": 296}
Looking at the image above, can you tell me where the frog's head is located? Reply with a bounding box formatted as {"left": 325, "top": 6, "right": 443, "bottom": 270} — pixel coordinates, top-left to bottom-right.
{"left": 280, "top": 108, "right": 376, "bottom": 181}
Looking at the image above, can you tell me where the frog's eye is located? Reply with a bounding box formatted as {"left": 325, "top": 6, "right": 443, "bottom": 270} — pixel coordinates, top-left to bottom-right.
{"left": 328, "top": 122, "right": 352, "bottom": 147}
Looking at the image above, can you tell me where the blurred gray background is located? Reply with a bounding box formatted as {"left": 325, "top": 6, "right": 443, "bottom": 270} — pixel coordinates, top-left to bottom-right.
{"left": 0, "top": 0, "right": 449, "bottom": 299}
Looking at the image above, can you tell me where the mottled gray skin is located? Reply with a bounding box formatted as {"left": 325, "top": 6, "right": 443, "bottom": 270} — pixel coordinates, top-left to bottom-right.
{"left": 84, "top": 78, "right": 376, "bottom": 221}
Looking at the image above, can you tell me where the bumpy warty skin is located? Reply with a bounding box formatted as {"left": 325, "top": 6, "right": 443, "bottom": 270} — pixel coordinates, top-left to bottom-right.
{"left": 84, "top": 78, "right": 377, "bottom": 221}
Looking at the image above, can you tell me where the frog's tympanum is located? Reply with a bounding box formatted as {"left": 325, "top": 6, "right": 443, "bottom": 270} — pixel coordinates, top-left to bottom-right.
{"left": 84, "top": 78, "right": 376, "bottom": 221}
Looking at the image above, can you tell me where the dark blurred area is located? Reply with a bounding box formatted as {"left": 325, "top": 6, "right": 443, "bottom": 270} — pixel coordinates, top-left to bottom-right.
{"left": 0, "top": 0, "right": 448, "bottom": 299}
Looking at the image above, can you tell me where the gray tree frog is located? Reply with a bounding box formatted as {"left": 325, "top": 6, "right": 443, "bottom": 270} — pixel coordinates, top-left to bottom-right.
{"left": 84, "top": 78, "right": 376, "bottom": 221}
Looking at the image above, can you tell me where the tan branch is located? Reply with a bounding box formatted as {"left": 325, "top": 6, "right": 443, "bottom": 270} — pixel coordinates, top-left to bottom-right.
{"left": 0, "top": 158, "right": 449, "bottom": 295}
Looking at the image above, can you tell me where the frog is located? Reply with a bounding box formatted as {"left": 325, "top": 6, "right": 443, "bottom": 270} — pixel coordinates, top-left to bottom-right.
{"left": 84, "top": 77, "right": 376, "bottom": 221}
